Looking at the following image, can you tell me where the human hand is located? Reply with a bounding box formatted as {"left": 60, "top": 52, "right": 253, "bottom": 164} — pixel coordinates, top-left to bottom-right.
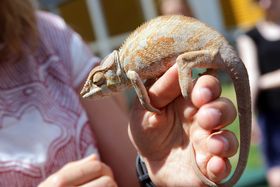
{"left": 39, "top": 155, "right": 117, "bottom": 187}
{"left": 129, "top": 65, "right": 238, "bottom": 186}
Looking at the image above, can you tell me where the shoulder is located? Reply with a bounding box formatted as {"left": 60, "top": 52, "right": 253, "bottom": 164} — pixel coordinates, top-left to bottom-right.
{"left": 35, "top": 11, "right": 76, "bottom": 58}
{"left": 236, "top": 31, "right": 258, "bottom": 59}
{"left": 36, "top": 11, "right": 73, "bottom": 44}
{"left": 236, "top": 26, "right": 259, "bottom": 48}
{"left": 256, "top": 21, "right": 280, "bottom": 41}
{"left": 36, "top": 11, "right": 68, "bottom": 31}
{"left": 236, "top": 33, "right": 256, "bottom": 47}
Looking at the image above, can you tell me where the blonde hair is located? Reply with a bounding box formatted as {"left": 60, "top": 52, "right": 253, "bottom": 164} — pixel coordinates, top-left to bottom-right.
{"left": 0, "top": 0, "right": 38, "bottom": 61}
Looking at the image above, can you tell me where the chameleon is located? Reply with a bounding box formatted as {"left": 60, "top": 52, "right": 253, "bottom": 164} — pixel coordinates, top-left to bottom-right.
{"left": 80, "top": 15, "right": 251, "bottom": 187}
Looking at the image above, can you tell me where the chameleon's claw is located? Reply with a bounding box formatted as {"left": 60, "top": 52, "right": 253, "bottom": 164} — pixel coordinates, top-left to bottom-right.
{"left": 141, "top": 102, "right": 161, "bottom": 114}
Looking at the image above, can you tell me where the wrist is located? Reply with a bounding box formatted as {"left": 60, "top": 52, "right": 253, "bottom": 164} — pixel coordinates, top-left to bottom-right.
{"left": 136, "top": 155, "right": 156, "bottom": 187}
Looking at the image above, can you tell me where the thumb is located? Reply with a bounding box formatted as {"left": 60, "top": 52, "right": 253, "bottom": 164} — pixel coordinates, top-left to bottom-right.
{"left": 148, "top": 64, "right": 181, "bottom": 109}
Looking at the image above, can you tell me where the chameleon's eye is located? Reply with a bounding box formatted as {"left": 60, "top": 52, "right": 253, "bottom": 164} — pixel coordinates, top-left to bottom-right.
{"left": 92, "top": 72, "right": 105, "bottom": 86}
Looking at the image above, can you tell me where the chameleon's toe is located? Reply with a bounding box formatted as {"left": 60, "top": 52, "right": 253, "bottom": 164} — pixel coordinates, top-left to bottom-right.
{"left": 141, "top": 102, "right": 161, "bottom": 114}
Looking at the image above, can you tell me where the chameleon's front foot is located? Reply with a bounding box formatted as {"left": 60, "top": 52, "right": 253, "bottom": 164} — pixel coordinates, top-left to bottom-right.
{"left": 127, "top": 70, "right": 161, "bottom": 114}
{"left": 140, "top": 101, "right": 161, "bottom": 114}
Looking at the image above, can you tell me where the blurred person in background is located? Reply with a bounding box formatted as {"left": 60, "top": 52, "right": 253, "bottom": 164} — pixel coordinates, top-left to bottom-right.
{"left": 160, "top": 0, "right": 194, "bottom": 16}
{"left": 0, "top": 0, "right": 138, "bottom": 186}
{"left": 237, "top": 0, "right": 280, "bottom": 186}
{"left": 0, "top": 0, "right": 240, "bottom": 186}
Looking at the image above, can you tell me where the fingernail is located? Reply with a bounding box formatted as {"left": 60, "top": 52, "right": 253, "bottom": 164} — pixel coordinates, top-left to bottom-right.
{"left": 200, "top": 108, "right": 222, "bottom": 129}
{"left": 198, "top": 87, "right": 212, "bottom": 103}
{"left": 208, "top": 135, "right": 229, "bottom": 154}
{"left": 219, "top": 136, "right": 230, "bottom": 152}
{"left": 220, "top": 136, "right": 230, "bottom": 152}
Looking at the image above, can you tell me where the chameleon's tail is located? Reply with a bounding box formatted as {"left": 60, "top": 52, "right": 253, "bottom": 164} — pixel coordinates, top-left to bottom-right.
{"left": 219, "top": 44, "right": 252, "bottom": 187}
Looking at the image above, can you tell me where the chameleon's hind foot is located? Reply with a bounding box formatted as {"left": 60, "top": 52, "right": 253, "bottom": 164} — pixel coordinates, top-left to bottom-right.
{"left": 176, "top": 50, "right": 219, "bottom": 99}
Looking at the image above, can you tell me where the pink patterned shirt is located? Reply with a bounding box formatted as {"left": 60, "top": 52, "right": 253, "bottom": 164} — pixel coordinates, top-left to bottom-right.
{"left": 0, "top": 12, "right": 99, "bottom": 186}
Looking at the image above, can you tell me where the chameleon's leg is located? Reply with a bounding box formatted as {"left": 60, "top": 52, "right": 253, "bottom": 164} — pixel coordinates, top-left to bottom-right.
{"left": 176, "top": 49, "right": 222, "bottom": 187}
{"left": 127, "top": 70, "right": 161, "bottom": 113}
{"left": 176, "top": 49, "right": 220, "bottom": 98}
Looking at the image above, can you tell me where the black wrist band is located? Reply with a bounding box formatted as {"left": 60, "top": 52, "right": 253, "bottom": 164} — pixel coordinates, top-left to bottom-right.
{"left": 136, "top": 155, "right": 156, "bottom": 187}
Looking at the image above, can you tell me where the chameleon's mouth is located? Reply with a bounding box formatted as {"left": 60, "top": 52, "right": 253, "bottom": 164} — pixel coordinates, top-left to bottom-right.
{"left": 81, "top": 91, "right": 92, "bottom": 98}
{"left": 80, "top": 87, "right": 88, "bottom": 97}
{"left": 81, "top": 87, "right": 102, "bottom": 98}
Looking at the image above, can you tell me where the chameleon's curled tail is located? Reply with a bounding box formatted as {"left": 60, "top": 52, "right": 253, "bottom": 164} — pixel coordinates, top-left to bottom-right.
{"left": 218, "top": 44, "right": 252, "bottom": 187}
{"left": 191, "top": 43, "right": 252, "bottom": 187}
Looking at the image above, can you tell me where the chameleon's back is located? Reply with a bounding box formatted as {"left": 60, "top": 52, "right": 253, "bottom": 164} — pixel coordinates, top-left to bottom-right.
{"left": 119, "top": 15, "right": 226, "bottom": 79}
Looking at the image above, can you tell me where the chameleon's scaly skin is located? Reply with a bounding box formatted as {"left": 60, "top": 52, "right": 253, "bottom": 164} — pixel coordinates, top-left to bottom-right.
{"left": 81, "top": 15, "right": 251, "bottom": 187}
{"left": 120, "top": 16, "right": 223, "bottom": 78}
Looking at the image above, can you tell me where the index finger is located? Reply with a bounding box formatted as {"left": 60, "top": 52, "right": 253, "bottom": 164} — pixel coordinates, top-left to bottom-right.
{"left": 53, "top": 155, "right": 113, "bottom": 186}
{"left": 148, "top": 64, "right": 181, "bottom": 109}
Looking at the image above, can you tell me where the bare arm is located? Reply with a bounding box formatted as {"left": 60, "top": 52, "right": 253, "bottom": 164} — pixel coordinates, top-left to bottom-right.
{"left": 237, "top": 34, "right": 280, "bottom": 90}
{"left": 236, "top": 34, "right": 261, "bottom": 143}
{"left": 236, "top": 35, "right": 260, "bottom": 109}
{"left": 259, "top": 69, "right": 280, "bottom": 89}
{"left": 77, "top": 83, "right": 139, "bottom": 187}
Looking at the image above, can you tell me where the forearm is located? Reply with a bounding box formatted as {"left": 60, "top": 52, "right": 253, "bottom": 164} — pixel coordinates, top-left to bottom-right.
{"left": 259, "top": 69, "right": 280, "bottom": 90}
{"left": 236, "top": 35, "right": 260, "bottom": 112}
{"left": 81, "top": 96, "right": 139, "bottom": 187}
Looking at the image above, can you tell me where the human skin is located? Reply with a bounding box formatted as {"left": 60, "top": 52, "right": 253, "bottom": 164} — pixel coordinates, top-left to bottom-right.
{"left": 129, "top": 65, "right": 238, "bottom": 187}
{"left": 39, "top": 68, "right": 238, "bottom": 187}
